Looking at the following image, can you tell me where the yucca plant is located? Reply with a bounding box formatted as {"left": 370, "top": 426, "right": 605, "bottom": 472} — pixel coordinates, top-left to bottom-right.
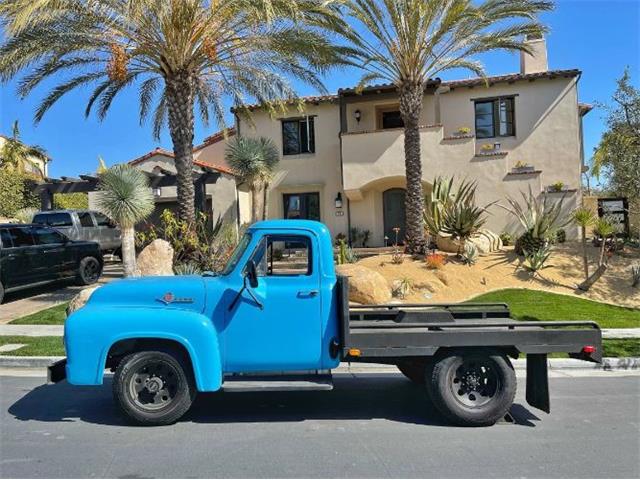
{"left": 593, "top": 216, "right": 617, "bottom": 266}
{"left": 0, "top": 121, "right": 48, "bottom": 178}
{"left": 501, "top": 187, "right": 568, "bottom": 256}
{"left": 341, "top": 0, "right": 552, "bottom": 252}
{"left": 225, "top": 136, "right": 279, "bottom": 223}
{"left": 174, "top": 262, "right": 203, "bottom": 276}
{"left": 0, "top": 0, "right": 348, "bottom": 222}
{"left": 95, "top": 164, "right": 155, "bottom": 277}
{"left": 572, "top": 206, "right": 597, "bottom": 280}
{"left": 632, "top": 264, "right": 640, "bottom": 288}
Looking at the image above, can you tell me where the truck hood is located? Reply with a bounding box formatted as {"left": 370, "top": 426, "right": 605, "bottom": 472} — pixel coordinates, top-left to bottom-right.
{"left": 88, "top": 275, "right": 206, "bottom": 313}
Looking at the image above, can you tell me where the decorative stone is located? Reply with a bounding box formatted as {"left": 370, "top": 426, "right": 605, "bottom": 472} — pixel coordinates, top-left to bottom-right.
{"left": 436, "top": 230, "right": 503, "bottom": 254}
{"left": 66, "top": 285, "right": 101, "bottom": 316}
{"left": 134, "top": 239, "right": 174, "bottom": 277}
{"left": 335, "top": 264, "right": 392, "bottom": 305}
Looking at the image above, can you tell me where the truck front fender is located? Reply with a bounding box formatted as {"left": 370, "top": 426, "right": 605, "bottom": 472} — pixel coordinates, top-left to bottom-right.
{"left": 65, "top": 306, "right": 222, "bottom": 392}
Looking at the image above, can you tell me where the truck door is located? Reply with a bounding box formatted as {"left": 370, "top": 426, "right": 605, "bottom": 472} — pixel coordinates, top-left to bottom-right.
{"left": 224, "top": 233, "right": 322, "bottom": 372}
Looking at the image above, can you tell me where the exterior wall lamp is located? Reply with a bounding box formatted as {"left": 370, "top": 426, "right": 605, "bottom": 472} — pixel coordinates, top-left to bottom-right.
{"left": 354, "top": 110, "right": 361, "bottom": 123}
{"left": 335, "top": 192, "right": 343, "bottom": 209}
{"left": 153, "top": 187, "right": 162, "bottom": 198}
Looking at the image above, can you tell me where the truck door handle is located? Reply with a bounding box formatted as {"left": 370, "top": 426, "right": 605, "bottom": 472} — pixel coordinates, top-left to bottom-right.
{"left": 297, "top": 290, "right": 319, "bottom": 298}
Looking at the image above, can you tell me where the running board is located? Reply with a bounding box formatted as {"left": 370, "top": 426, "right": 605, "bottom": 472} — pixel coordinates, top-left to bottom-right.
{"left": 222, "top": 374, "right": 334, "bottom": 392}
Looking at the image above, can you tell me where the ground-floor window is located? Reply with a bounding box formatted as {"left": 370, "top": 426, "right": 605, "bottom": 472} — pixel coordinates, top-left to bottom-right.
{"left": 283, "top": 192, "right": 320, "bottom": 221}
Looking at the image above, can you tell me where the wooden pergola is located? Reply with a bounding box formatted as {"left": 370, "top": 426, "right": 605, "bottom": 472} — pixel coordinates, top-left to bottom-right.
{"left": 31, "top": 167, "right": 221, "bottom": 213}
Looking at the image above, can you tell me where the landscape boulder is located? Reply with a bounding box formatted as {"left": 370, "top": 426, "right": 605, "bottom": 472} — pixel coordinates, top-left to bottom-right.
{"left": 335, "top": 264, "right": 391, "bottom": 304}
{"left": 66, "top": 285, "right": 100, "bottom": 317}
{"left": 436, "top": 229, "right": 503, "bottom": 254}
{"left": 134, "top": 239, "right": 175, "bottom": 277}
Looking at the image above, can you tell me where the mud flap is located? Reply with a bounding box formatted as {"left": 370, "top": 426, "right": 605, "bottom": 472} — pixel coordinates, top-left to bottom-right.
{"left": 526, "top": 354, "right": 550, "bottom": 413}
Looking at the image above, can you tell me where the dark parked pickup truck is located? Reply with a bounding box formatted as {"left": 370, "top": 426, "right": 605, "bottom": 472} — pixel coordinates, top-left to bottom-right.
{"left": 50, "top": 220, "right": 601, "bottom": 426}
{"left": 0, "top": 223, "right": 103, "bottom": 303}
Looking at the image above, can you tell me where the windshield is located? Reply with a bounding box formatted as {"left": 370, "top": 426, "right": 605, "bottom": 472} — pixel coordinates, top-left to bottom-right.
{"left": 220, "top": 233, "right": 252, "bottom": 275}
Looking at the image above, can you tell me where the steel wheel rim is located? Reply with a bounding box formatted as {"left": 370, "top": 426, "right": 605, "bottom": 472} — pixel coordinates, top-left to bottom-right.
{"left": 83, "top": 259, "right": 100, "bottom": 282}
{"left": 449, "top": 357, "right": 500, "bottom": 409}
{"left": 128, "top": 360, "right": 180, "bottom": 411}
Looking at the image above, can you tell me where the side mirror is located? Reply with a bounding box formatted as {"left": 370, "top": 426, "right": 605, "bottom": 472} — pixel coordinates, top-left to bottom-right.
{"left": 245, "top": 260, "right": 259, "bottom": 289}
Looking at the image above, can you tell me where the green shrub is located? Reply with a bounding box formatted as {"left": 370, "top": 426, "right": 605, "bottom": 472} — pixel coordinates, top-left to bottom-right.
{"left": 0, "top": 169, "right": 39, "bottom": 217}
{"left": 499, "top": 232, "right": 512, "bottom": 246}
{"left": 555, "top": 228, "right": 566, "bottom": 244}
{"left": 53, "top": 192, "right": 88, "bottom": 210}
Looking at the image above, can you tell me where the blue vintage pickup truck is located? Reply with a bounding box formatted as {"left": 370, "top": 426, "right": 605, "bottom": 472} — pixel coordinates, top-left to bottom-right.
{"left": 49, "top": 220, "right": 602, "bottom": 426}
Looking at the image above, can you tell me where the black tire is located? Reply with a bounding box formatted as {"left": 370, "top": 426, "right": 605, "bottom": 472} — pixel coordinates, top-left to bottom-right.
{"left": 76, "top": 256, "right": 102, "bottom": 285}
{"left": 397, "top": 359, "right": 429, "bottom": 384}
{"left": 426, "top": 349, "right": 516, "bottom": 427}
{"left": 0, "top": 281, "right": 4, "bottom": 304}
{"left": 113, "top": 350, "right": 196, "bottom": 426}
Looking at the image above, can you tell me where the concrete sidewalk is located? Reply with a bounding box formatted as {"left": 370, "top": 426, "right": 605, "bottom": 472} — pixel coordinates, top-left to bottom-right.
{"left": 3, "top": 324, "right": 637, "bottom": 338}
{"left": 0, "top": 262, "right": 122, "bottom": 324}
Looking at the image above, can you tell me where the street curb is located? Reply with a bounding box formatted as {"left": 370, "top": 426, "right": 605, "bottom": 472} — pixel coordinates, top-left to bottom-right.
{"left": 0, "top": 356, "right": 638, "bottom": 371}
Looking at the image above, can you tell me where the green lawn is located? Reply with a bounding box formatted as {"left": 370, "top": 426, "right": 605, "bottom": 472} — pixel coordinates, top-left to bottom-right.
{"left": 9, "top": 303, "right": 68, "bottom": 325}
{"left": 0, "top": 336, "right": 636, "bottom": 357}
{"left": 0, "top": 336, "right": 64, "bottom": 356}
{"left": 469, "top": 289, "right": 640, "bottom": 329}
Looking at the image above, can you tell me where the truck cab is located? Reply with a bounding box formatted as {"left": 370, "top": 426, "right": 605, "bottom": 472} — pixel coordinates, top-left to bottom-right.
{"left": 51, "top": 220, "right": 602, "bottom": 427}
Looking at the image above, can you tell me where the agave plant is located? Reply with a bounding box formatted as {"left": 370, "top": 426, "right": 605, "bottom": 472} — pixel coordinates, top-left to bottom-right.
{"left": 523, "top": 243, "right": 552, "bottom": 274}
{"left": 424, "top": 176, "right": 476, "bottom": 236}
{"left": 174, "top": 262, "right": 203, "bottom": 276}
{"left": 95, "top": 164, "right": 155, "bottom": 277}
{"left": 501, "top": 187, "right": 569, "bottom": 255}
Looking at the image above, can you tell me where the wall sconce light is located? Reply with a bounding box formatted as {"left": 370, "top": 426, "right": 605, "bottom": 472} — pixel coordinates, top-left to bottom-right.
{"left": 354, "top": 109, "right": 361, "bottom": 123}
{"left": 335, "top": 192, "right": 343, "bottom": 209}
{"left": 153, "top": 187, "right": 162, "bottom": 198}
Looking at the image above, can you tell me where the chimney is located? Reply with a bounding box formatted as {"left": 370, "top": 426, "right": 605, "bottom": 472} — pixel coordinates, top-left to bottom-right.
{"left": 520, "top": 35, "right": 548, "bottom": 74}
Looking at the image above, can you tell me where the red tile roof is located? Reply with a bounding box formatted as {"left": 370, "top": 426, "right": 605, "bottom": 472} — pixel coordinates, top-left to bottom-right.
{"left": 193, "top": 127, "right": 235, "bottom": 151}
{"left": 128, "top": 146, "right": 235, "bottom": 176}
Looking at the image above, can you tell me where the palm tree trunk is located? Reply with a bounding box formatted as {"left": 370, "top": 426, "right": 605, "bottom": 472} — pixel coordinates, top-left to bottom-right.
{"left": 251, "top": 180, "right": 264, "bottom": 224}
{"left": 262, "top": 182, "right": 269, "bottom": 220}
{"left": 122, "top": 226, "right": 137, "bottom": 278}
{"left": 581, "top": 225, "right": 589, "bottom": 279}
{"left": 399, "top": 82, "right": 426, "bottom": 254}
{"left": 165, "top": 72, "right": 196, "bottom": 223}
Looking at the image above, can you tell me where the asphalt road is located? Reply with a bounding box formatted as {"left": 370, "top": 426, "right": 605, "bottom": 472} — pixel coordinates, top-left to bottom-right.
{"left": 1, "top": 373, "right": 638, "bottom": 478}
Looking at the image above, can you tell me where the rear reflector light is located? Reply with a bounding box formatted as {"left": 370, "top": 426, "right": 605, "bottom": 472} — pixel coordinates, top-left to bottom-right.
{"left": 582, "top": 345, "right": 596, "bottom": 354}
{"left": 348, "top": 348, "right": 361, "bottom": 357}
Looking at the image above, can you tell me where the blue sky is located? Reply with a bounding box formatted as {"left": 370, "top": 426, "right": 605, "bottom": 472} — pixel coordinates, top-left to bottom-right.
{"left": 1, "top": 0, "right": 638, "bottom": 180}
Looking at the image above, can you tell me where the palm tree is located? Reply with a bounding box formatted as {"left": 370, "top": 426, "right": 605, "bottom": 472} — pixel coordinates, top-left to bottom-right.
{"left": 0, "top": 120, "right": 48, "bottom": 177}
{"left": 572, "top": 206, "right": 596, "bottom": 280}
{"left": 95, "top": 164, "right": 155, "bottom": 277}
{"left": 341, "top": 0, "right": 552, "bottom": 253}
{"left": 0, "top": 0, "right": 348, "bottom": 223}
{"left": 225, "top": 137, "right": 280, "bottom": 223}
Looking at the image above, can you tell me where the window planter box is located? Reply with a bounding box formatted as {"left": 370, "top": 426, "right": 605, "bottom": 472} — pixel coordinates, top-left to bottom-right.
{"left": 511, "top": 165, "right": 536, "bottom": 174}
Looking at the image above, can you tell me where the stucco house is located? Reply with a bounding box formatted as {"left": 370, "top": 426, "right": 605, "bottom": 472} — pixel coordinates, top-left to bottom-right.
{"left": 0, "top": 134, "right": 50, "bottom": 178}
{"left": 89, "top": 128, "right": 252, "bottom": 229}
{"left": 234, "top": 36, "right": 591, "bottom": 246}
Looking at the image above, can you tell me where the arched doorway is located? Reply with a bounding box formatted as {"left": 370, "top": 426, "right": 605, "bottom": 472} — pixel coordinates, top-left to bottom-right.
{"left": 383, "top": 188, "right": 406, "bottom": 245}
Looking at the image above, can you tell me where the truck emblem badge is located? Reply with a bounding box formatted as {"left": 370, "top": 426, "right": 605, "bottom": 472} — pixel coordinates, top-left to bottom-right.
{"left": 157, "top": 292, "right": 194, "bottom": 305}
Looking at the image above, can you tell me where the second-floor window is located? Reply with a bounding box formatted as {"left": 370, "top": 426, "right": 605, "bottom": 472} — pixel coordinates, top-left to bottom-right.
{"left": 282, "top": 117, "right": 315, "bottom": 155}
{"left": 474, "top": 97, "right": 515, "bottom": 138}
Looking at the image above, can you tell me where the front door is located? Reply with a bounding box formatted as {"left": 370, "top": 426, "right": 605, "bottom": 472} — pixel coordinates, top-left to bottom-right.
{"left": 383, "top": 188, "right": 406, "bottom": 245}
{"left": 224, "top": 233, "right": 322, "bottom": 372}
{"left": 283, "top": 192, "right": 320, "bottom": 220}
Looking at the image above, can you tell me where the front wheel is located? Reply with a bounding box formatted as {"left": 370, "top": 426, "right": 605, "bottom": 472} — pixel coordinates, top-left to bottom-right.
{"left": 113, "top": 350, "right": 197, "bottom": 426}
{"left": 426, "top": 349, "right": 516, "bottom": 427}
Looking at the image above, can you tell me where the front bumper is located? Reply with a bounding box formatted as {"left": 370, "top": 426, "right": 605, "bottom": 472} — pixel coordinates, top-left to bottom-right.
{"left": 47, "top": 358, "right": 67, "bottom": 383}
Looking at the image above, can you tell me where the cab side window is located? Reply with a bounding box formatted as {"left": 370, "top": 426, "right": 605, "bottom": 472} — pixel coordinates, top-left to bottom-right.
{"left": 0, "top": 229, "right": 13, "bottom": 248}
{"left": 252, "top": 235, "right": 311, "bottom": 276}
{"left": 78, "top": 212, "right": 95, "bottom": 227}
{"left": 4, "top": 227, "right": 35, "bottom": 247}
{"left": 32, "top": 226, "right": 66, "bottom": 245}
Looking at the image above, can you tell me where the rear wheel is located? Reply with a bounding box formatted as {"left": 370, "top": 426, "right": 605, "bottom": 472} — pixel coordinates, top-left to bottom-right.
{"left": 113, "top": 350, "right": 196, "bottom": 426}
{"left": 426, "top": 349, "right": 516, "bottom": 427}
{"left": 76, "top": 256, "right": 102, "bottom": 285}
{"left": 397, "top": 359, "right": 429, "bottom": 384}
